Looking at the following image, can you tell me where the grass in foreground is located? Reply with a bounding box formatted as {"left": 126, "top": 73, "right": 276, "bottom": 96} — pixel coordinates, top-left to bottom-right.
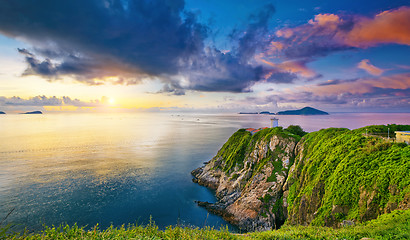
{"left": 1, "top": 210, "right": 409, "bottom": 240}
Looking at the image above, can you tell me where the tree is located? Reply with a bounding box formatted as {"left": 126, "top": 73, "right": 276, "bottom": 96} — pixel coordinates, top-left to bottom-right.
{"left": 285, "top": 125, "right": 307, "bottom": 137}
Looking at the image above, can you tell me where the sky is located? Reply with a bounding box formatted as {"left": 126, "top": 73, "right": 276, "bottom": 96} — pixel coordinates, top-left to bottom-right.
{"left": 0, "top": 0, "right": 409, "bottom": 113}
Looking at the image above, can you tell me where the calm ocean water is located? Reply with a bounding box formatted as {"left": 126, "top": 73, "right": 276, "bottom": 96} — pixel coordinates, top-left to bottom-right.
{"left": 0, "top": 112, "right": 409, "bottom": 232}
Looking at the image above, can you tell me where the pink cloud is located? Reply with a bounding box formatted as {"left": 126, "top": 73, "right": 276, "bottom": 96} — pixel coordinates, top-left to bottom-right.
{"left": 268, "top": 6, "right": 410, "bottom": 59}
{"left": 275, "top": 29, "right": 293, "bottom": 38}
{"left": 260, "top": 59, "right": 317, "bottom": 78}
{"left": 307, "top": 73, "right": 410, "bottom": 96}
{"left": 345, "top": 6, "right": 410, "bottom": 47}
{"left": 308, "top": 13, "right": 340, "bottom": 28}
{"left": 357, "top": 59, "right": 384, "bottom": 76}
{"left": 247, "top": 73, "right": 410, "bottom": 110}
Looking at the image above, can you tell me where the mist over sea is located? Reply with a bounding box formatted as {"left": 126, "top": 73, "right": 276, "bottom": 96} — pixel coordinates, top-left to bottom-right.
{"left": 0, "top": 112, "right": 409, "bottom": 232}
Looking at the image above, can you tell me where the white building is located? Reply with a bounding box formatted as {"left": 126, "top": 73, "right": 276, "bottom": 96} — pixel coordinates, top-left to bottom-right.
{"left": 271, "top": 118, "right": 279, "bottom": 128}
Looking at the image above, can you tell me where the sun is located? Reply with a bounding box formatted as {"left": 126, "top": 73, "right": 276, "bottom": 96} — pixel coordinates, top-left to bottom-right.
{"left": 109, "top": 98, "right": 115, "bottom": 105}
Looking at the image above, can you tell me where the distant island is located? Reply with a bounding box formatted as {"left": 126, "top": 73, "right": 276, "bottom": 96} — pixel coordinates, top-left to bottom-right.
{"left": 276, "top": 106, "right": 328, "bottom": 115}
{"left": 259, "top": 111, "right": 275, "bottom": 115}
{"left": 22, "top": 111, "right": 43, "bottom": 114}
{"left": 238, "top": 107, "right": 328, "bottom": 115}
{"left": 0, "top": 111, "right": 5, "bottom": 114}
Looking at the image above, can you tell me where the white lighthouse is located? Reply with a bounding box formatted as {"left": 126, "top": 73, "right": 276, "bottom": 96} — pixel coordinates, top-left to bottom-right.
{"left": 271, "top": 118, "right": 279, "bottom": 128}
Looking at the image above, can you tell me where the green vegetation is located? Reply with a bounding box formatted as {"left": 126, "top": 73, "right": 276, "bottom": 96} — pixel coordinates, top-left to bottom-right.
{"left": 2, "top": 210, "right": 409, "bottom": 239}
{"left": 247, "top": 209, "right": 410, "bottom": 240}
{"left": 214, "top": 129, "right": 252, "bottom": 173}
{"left": 356, "top": 124, "right": 410, "bottom": 138}
{"left": 284, "top": 125, "right": 307, "bottom": 137}
{"left": 286, "top": 126, "right": 410, "bottom": 226}
{"left": 214, "top": 127, "right": 299, "bottom": 175}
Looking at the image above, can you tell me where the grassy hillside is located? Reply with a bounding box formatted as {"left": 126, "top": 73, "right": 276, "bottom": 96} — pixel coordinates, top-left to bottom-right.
{"left": 214, "top": 126, "right": 303, "bottom": 175}
{"left": 286, "top": 126, "right": 410, "bottom": 226}
{"left": 1, "top": 210, "right": 409, "bottom": 239}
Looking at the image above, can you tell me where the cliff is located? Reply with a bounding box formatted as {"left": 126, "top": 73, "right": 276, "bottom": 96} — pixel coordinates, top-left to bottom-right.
{"left": 192, "top": 127, "right": 300, "bottom": 231}
{"left": 192, "top": 125, "right": 410, "bottom": 231}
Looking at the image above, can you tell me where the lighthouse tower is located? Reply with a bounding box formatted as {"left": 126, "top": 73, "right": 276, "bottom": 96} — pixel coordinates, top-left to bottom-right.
{"left": 271, "top": 118, "right": 279, "bottom": 128}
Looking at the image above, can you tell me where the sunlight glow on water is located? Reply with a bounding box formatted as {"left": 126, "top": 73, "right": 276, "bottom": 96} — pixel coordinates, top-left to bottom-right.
{"left": 0, "top": 112, "right": 409, "bottom": 232}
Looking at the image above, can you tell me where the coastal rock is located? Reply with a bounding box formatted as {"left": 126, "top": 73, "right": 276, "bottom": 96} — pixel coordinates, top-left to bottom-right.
{"left": 192, "top": 128, "right": 298, "bottom": 231}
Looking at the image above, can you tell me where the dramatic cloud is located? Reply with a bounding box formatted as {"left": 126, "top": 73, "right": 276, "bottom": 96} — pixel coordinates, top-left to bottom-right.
{"left": 17, "top": 48, "right": 145, "bottom": 85}
{"left": 0, "top": 0, "right": 205, "bottom": 76}
{"left": 270, "top": 6, "right": 410, "bottom": 59}
{"left": 0, "top": 0, "right": 278, "bottom": 93}
{"left": 175, "top": 4, "right": 276, "bottom": 92}
{"left": 357, "top": 59, "right": 384, "bottom": 76}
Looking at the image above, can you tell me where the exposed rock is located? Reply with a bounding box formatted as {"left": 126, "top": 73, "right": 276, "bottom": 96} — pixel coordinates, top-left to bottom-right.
{"left": 340, "top": 220, "right": 355, "bottom": 227}
{"left": 192, "top": 128, "right": 298, "bottom": 231}
{"left": 398, "top": 192, "right": 410, "bottom": 210}
{"left": 358, "top": 187, "right": 381, "bottom": 222}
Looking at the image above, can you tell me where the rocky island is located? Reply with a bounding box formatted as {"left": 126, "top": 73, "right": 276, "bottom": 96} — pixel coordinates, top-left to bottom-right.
{"left": 0, "top": 111, "right": 5, "bottom": 114}
{"left": 192, "top": 124, "right": 410, "bottom": 231}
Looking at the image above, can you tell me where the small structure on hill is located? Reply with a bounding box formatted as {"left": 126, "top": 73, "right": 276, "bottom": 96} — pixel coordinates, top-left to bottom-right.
{"left": 245, "top": 127, "right": 269, "bottom": 135}
{"left": 271, "top": 118, "right": 279, "bottom": 128}
{"left": 396, "top": 131, "right": 410, "bottom": 144}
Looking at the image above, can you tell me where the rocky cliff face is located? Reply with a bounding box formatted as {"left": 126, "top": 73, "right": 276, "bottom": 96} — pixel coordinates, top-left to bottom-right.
{"left": 192, "top": 125, "right": 410, "bottom": 231}
{"left": 192, "top": 128, "right": 298, "bottom": 231}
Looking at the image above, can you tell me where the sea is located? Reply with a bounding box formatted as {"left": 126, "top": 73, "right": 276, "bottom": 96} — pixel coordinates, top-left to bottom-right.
{"left": 0, "top": 112, "right": 409, "bottom": 233}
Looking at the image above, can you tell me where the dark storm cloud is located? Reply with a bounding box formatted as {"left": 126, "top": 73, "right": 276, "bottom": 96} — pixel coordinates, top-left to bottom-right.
{"left": 18, "top": 48, "right": 91, "bottom": 78}
{"left": 1, "top": 0, "right": 277, "bottom": 92}
{"left": 265, "top": 72, "right": 298, "bottom": 84}
{"left": 181, "top": 48, "right": 263, "bottom": 92}
{"left": 235, "top": 4, "right": 275, "bottom": 62}
{"left": 156, "top": 83, "right": 186, "bottom": 96}
{"left": 182, "top": 4, "right": 275, "bottom": 92}
{"left": 0, "top": 0, "right": 206, "bottom": 80}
